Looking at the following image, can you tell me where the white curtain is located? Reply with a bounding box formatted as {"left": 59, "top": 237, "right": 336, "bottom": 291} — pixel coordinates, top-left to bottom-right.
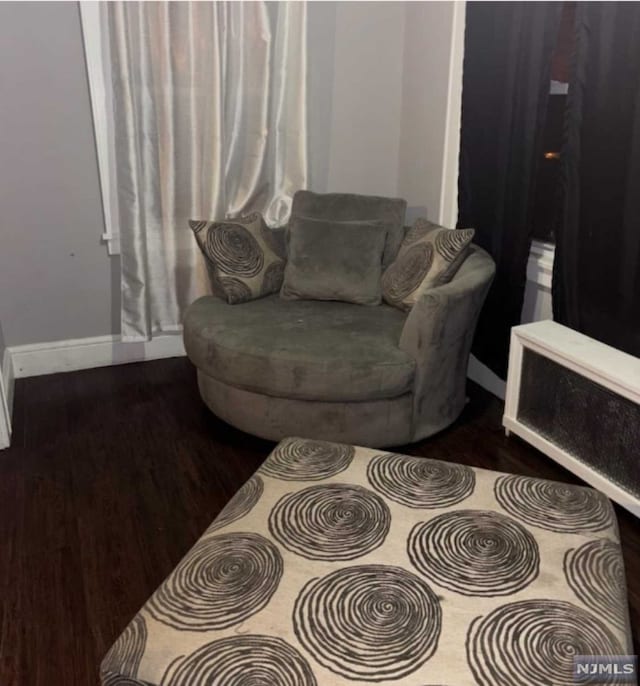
{"left": 106, "top": 1, "right": 307, "bottom": 340}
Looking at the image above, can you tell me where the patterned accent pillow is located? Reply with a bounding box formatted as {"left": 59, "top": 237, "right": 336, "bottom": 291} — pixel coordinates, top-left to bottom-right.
{"left": 189, "top": 213, "right": 285, "bottom": 305}
{"left": 382, "top": 219, "right": 475, "bottom": 310}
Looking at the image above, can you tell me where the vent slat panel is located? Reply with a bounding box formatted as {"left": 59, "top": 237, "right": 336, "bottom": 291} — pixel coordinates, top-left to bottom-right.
{"left": 517, "top": 349, "right": 640, "bottom": 498}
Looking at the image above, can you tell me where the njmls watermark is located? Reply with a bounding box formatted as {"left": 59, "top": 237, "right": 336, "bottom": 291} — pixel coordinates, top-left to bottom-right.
{"left": 574, "top": 655, "right": 637, "bottom": 684}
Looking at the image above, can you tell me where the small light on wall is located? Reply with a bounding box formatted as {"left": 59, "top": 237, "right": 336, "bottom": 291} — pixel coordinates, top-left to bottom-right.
{"left": 544, "top": 151, "right": 561, "bottom": 160}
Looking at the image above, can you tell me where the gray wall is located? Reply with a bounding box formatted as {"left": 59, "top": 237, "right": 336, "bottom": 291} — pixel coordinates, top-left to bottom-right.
{"left": 398, "top": 2, "right": 462, "bottom": 225}
{"left": 311, "top": 2, "right": 465, "bottom": 223}
{"left": 0, "top": 1, "right": 117, "bottom": 347}
{"left": 306, "top": 2, "right": 337, "bottom": 192}
{"left": 323, "top": 2, "right": 405, "bottom": 195}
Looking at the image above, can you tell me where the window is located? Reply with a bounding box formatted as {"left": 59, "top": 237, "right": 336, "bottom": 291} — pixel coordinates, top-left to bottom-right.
{"left": 531, "top": 3, "right": 576, "bottom": 244}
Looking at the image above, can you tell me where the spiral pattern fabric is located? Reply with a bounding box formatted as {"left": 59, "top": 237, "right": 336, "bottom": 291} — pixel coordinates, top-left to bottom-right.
{"left": 367, "top": 453, "right": 475, "bottom": 508}
{"left": 435, "top": 228, "right": 474, "bottom": 262}
{"left": 101, "top": 615, "right": 147, "bottom": 684}
{"left": 162, "top": 635, "right": 317, "bottom": 686}
{"left": 408, "top": 510, "right": 539, "bottom": 596}
{"left": 293, "top": 565, "right": 442, "bottom": 681}
{"left": 147, "top": 532, "right": 282, "bottom": 631}
{"left": 564, "top": 539, "right": 628, "bottom": 631}
{"left": 207, "top": 476, "right": 263, "bottom": 533}
{"left": 382, "top": 219, "right": 475, "bottom": 309}
{"left": 494, "top": 475, "right": 614, "bottom": 532}
{"left": 206, "top": 223, "right": 263, "bottom": 277}
{"left": 218, "top": 277, "right": 252, "bottom": 304}
{"left": 102, "top": 438, "right": 630, "bottom": 686}
{"left": 261, "top": 261, "right": 285, "bottom": 295}
{"left": 269, "top": 484, "right": 390, "bottom": 560}
{"left": 466, "top": 599, "right": 623, "bottom": 686}
{"left": 403, "top": 218, "right": 433, "bottom": 244}
{"left": 381, "top": 243, "right": 434, "bottom": 304}
{"left": 261, "top": 437, "right": 355, "bottom": 481}
{"left": 189, "top": 213, "right": 284, "bottom": 304}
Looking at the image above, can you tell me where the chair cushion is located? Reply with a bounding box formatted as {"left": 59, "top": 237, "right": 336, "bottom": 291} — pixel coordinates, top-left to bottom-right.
{"left": 291, "top": 190, "right": 407, "bottom": 267}
{"left": 183, "top": 295, "right": 415, "bottom": 401}
{"left": 280, "top": 216, "right": 387, "bottom": 305}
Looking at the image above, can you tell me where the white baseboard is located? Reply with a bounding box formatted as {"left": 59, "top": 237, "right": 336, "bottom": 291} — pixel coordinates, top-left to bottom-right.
{"left": 0, "top": 348, "right": 12, "bottom": 449}
{"left": 3, "top": 346, "right": 15, "bottom": 419}
{"left": 0, "top": 332, "right": 185, "bottom": 450}
{"left": 8, "top": 333, "right": 186, "bottom": 379}
{"left": 467, "top": 354, "right": 506, "bottom": 400}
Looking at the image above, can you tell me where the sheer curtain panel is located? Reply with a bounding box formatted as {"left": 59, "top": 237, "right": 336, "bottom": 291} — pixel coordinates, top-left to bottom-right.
{"left": 99, "top": 2, "right": 307, "bottom": 340}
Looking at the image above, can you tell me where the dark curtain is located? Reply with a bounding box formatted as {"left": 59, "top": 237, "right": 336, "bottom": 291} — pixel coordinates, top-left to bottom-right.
{"left": 458, "top": 2, "right": 562, "bottom": 378}
{"left": 553, "top": 2, "right": 640, "bottom": 356}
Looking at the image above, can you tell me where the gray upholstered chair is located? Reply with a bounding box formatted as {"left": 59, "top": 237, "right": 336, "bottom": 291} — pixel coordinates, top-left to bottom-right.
{"left": 183, "top": 220, "right": 495, "bottom": 448}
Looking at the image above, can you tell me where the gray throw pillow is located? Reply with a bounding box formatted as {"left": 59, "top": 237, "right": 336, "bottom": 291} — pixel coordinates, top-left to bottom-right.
{"left": 382, "top": 218, "right": 475, "bottom": 310}
{"left": 280, "top": 216, "right": 387, "bottom": 306}
{"left": 189, "top": 213, "right": 285, "bottom": 304}
{"left": 291, "top": 190, "right": 407, "bottom": 267}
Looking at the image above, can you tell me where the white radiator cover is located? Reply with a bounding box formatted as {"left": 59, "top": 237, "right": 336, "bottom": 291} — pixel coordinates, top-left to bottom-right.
{"left": 503, "top": 320, "right": 640, "bottom": 517}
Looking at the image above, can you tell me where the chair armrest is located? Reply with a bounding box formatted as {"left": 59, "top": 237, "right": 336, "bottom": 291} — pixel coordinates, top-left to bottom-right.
{"left": 398, "top": 245, "right": 495, "bottom": 439}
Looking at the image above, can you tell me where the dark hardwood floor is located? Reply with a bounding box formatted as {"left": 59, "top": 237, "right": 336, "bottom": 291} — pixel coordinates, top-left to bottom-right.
{"left": 0, "top": 357, "right": 637, "bottom": 685}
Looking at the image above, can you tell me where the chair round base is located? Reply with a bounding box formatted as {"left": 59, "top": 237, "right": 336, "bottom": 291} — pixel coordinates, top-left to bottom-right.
{"left": 197, "top": 371, "right": 413, "bottom": 448}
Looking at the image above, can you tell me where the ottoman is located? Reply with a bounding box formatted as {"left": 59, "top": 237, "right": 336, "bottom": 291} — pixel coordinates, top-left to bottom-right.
{"left": 101, "top": 438, "right": 632, "bottom": 685}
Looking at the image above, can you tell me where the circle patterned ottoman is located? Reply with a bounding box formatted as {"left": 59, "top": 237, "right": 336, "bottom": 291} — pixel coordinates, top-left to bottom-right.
{"left": 101, "top": 438, "right": 632, "bottom": 685}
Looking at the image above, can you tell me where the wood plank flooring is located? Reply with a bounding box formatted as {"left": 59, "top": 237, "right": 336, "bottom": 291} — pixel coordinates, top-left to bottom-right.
{"left": 0, "top": 357, "right": 637, "bottom": 685}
